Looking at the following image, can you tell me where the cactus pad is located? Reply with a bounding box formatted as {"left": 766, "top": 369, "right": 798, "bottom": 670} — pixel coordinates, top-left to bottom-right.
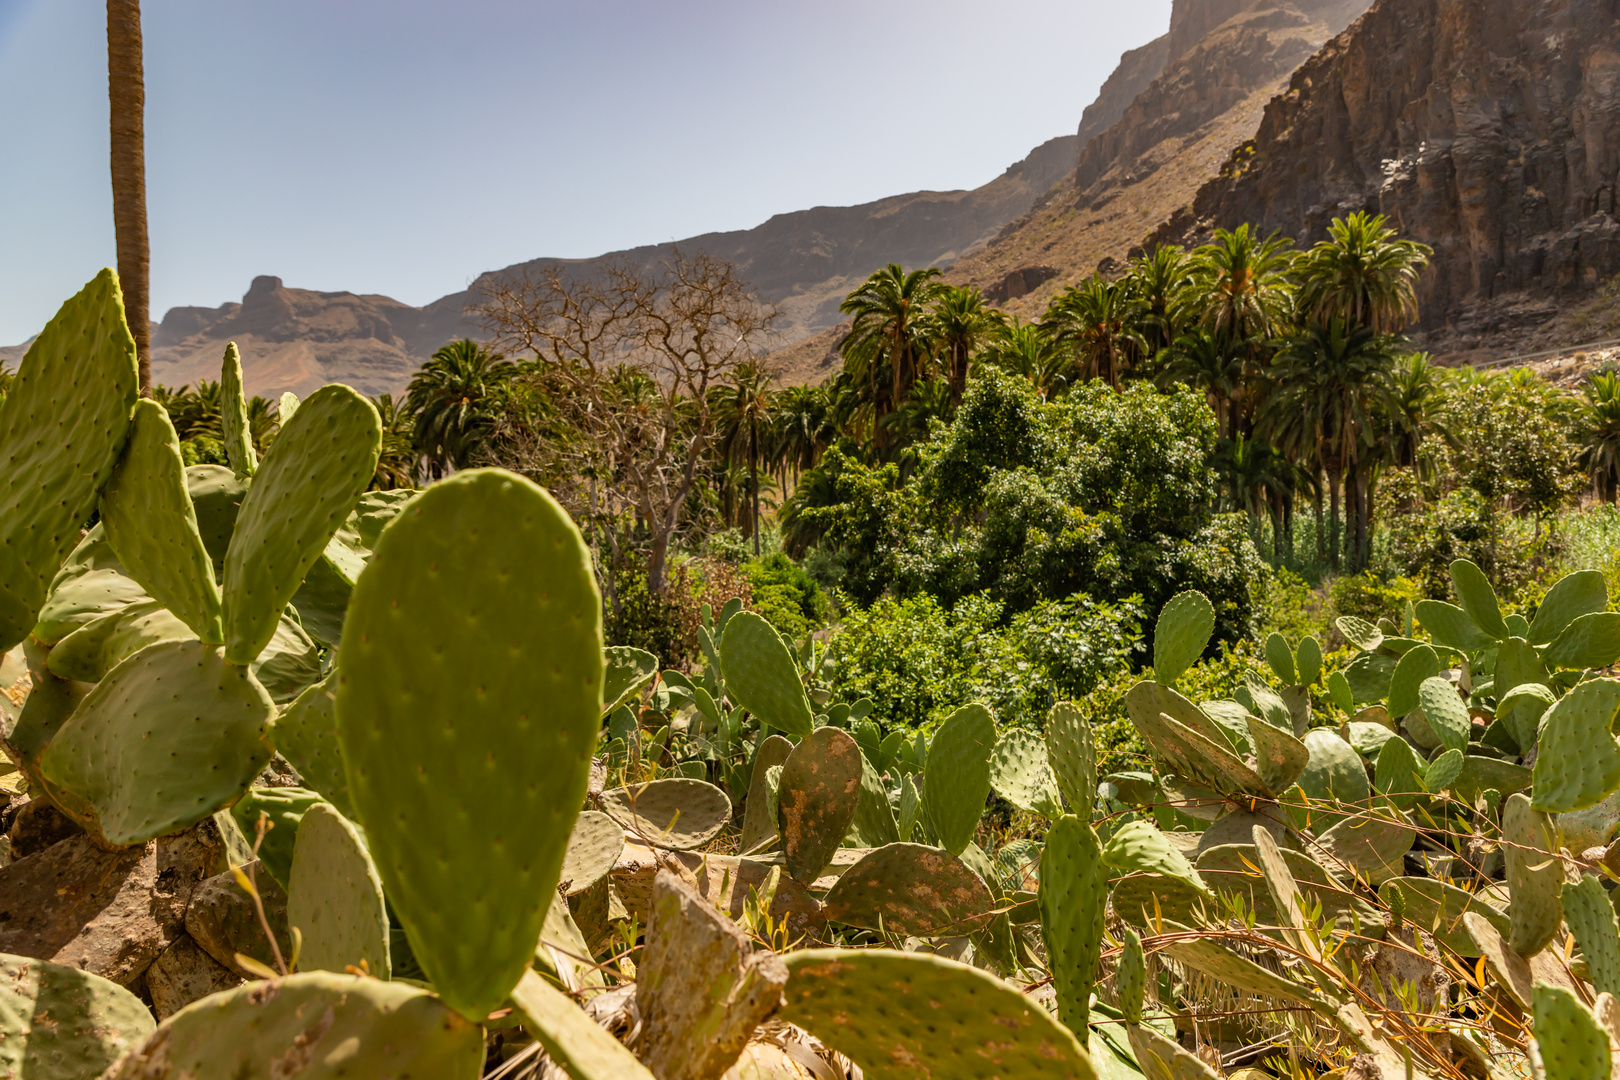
{"left": 920, "top": 703, "right": 995, "bottom": 856}
{"left": 1336, "top": 615, "right": 1383, "bottom": 652}
{"left": 1297, "top": 728, "right": 1371, "bottom": 806}
{"left": 1101, "top": 820, "right": 1209, "bottom": 894}
{"left": 989, "top": 727, "right": 1063, "bottom": 816}
{"left": 38, "top": 639, "right": 274, "bottom": 845}
{"left": 1125, "top": 680, "right": 1234, "bottom": 751}
{"left": 1562, "top": 875, "right": 1620, "bottom": 998}
{"left": 1153, "top": 590, "right": 1214, "bottom": 684}
{"left": 1415, "top": 600, "right": 1492, "bottom": 651}
{"left": 1316, "top": 805, "right": 1414, "bottom": 885}
{"left": 1264, "top": 632, "right": 1296, "bottom": 684}
{"left": 1046, "top": 701, "right": 1097, "bottom": 815}
{"left": 601, "top": 777, "right": 732, "bottom": 850}
{"left": 1529, "top": 570, "right": 1608, "bottom": 645}
{"left": 1532, "top": 677, "right": 1620, "bottom": 813}
{"left": 1451, "top": 559, "right": 1509, "bottom": 640}
{"left": 32, "top": 532, "right": 150, "bottom": 647}
{"left": 1246, "top": 716, "right": 1309, "bottom": 794}
{"left": 1117, "top": 928, "right": 1146, "bottom": 1024}
{"left": 822, "top": 843, "right": 993, "bottom": 936}
{"left": 559, "top": 810, "right": 624, "bottom": 895}
{"left": 0, "top": 952, "right": 155, "bottom": 1079}
{"left": 740, "top": 734, "right": 793, "bottom": 851}
{"left": 99, "top": 400, "right": 225, "bottom": 645}
{"left": 1295, "top": 635, "right": 1322, "bottom": 685}
{"left": 287, "top": 802, "right": 390, "bottom": 977}
{"left": 508, "top": 968, "right": 656, "bottom": 1080}
{"left": 1344, "top": 650, "right": 1396, "bottom": 704}
{"left": 1416, "top": 677, "right": 1470, "bottom": 756}
{"left": 850, "top": 751, "right": 901, "bottom": 847}
{"left": 219, "top": 342, "right": 258, "bottom": 479}
{"left": 778, "top": 949, "right": 1094, "bottom": 1080}
{"left": 719, "top": 611, "right": 813, "bottom": 736}
{"left": 1387, "top": 644, "right": 1439, "bottom": 719}
{"left": 1195, "top": 844, "right": 1383, "bottom": 930}
{"left": 603, "top": 645, "right": 658, "bottom": 713}
{"left": 1495, "top": 637, "right": 1549, "bottom": 700}
{"left": 0, "top": 270, "right": 138, "bottom": 653}
{"left": 773, "top": 726, "right": 863, "bottom": 880}
{"left": 222, "top": 384, "right": 381, "bottom": 665}
{"left": 1544, "top": 612, "right": 1620, "bottom": 671}
{"left": 1135, "top": 706, "right": 1271, "bottom": 799}
{"left": 1378, "top": 877, "right": 1508, "bottom": 956}
{"left": 1532, "top": 984, "right": 1611, "bottom": 1080}
{"left": 231, "top": 786, "right": 328, "bottom": 887}
{"left": 1503, "top": 793, "right": 1564, "bottom": 956}
{"left": 271, "top": 673, "right": 353, "bottom": 818}
{"left": 102, "top": 971, "right": 484, "bottom": 1080}
{"left": 1373, "top": 736, "right": 1426, "bottom": 807}
{"left": 1040, "top": 814, "right": 1107, "bottom": 1032}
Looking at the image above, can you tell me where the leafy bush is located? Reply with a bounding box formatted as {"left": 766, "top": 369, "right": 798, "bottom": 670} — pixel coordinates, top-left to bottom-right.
{"left": 1327, "top": 569, "right": 1423, "bottom": 626}
{"left": 744, "top": 552, "right": 829, "bottom": 642}
{"left": 603, "top": 557, "right": 683, "bottom": 663}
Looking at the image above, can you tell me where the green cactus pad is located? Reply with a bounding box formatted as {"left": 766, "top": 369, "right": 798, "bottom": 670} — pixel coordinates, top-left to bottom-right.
{"left": 989, "top": 727, "right": 1063, "bottom": 816}
{"left": 740, "top": 734, "right": 793, "bottom": 851}
{"left": 1415, "top": 600, "right": 1492, "bottom": 651}
{"left": 1451, "top": 559, "right": 1509, "bottom": 640}
{"left": 1153, "top": 590, "right": 1214, "bottom": 684}
{"left": 185, "top": 464, "right": 248, "bottom": 572}
{"left": 822, "top": 843, "right": 993, "bottom": 936}
{"left": 231, "top": 786, "right": 329, "bottom": 888}
{"left": 1343, "top": 719, "right": 1397, "bottom": 758}
{"left": 99, "top": 399, "right": 224, "bottom": 645}
{"left": 0, "top": 952, "right": 155, "bottom": 1079}
{"left": 1040, "top": 815, "right": 1107, "bottom": 1032}
{"left": 1495, "top": 637, "right": 1549, "bottom": 699}
{"left": 31, "top": 532, "right": 149, "bottom": 648}
{"left": 1195, "top": 844, "right": 1384, "bottom": 930}
{"left": 1532, "top": 677, "right": 1620, "bottom": 813}
{"left": 272, "top": 672, "right": 353, "bottom": 818}
{"left": 1423, "top": 748, "right": 1465, "bottom": 794}
{"left": 1373, "top": 736, "right": 1426, "bottom": 808}
{"left": 1532, "top": 984, "right": 1610, "bottom": 1080}
{"left": 1125, "top": 680, "right": 1235, "bottom": 752}
{"left": 336, "top": 468, "right": 601, "bottom": 1022}
{"left": 1109, "top": 872, "right": 1208, "bottom": 928}
{"left": 850, "top": 751, "right": 901, "bottom": 848}
{"left": 1545, "top": 611, "right": 1620, "bottom": 671}
{"left": 1455, "top": 755, "right": 1532, "bottom": 803}
{"left": 0, "top": 270, "right": 138, "bottom": 653}
{"left": 1134, "top": 707, "right": 1271, "bottom": 800}
{"left": 1342, "top": 650, "right": 1396, "bottom": 706}
{"left": 1529, "top": 570, "right": 1608, "bottom": 645}
{"left": 1046, "top": 701, "right": 1097, "bottom": 815}
{"left": 896, "top": 773, "right": 921, "bottom": 843}
{"left": 220, "top": 342, "right": 258, "bottom": 479}
{"left": 287, "top": 802, "right": 390, "bottom": 977}
{"left": 1327, "top": 669, "right": 1354, "bottom": 711}
{"left": 774, "top": 726, "right": 862, "bottom": 880}
{"left": 1100, "top": 819, "right": 1208, "bottom": 894}
{"left": 250, "top": 613, "right": 321, "bottom": 704}
{"left": 719, "top": 611, "right": 813, "bottom": 736}
{"left": 1562, "top": 875, "right": 1620, "bottom": 998}
{"left": 1387, "top": 644, "right": 1440, "bottom": 719}
{"left": 1247, "top": 716, "right": 1309, "bottom": 794}
{"left": 920, "top": 703, "right": 995, "bottom": 856}
{"left": 1129, "top": 1017, "right": 1222, "bottom": 1080}
{"left": 49, "top": 599, "right": 200, "bottom": 684}
{"left": 1117, "top": 928, "right": 1146, "bottom": 1025}
{"left": 1295, "top": 635, "right": 1323, "bottom": 686}
{"left": 559, "top": 810, "right": 624, "bottom": 895}
{"left": 1503, "top": 793, "right": 1565, "bottom": 956}
{"left": 1499, "top": 683, "right": 1557, "bottom": 755}
{"left": 103, "top": 971, "right": 484, "bottom": 1079}
{"left": 1416, "top": 676, "right": 1471, "bottom": 756}
{"left": 778, "top": 949, "right": 1094, "bottom": 1080}
{"left": 1236, "top": 671, "right": 1292, "bottom": 731}
{"left": 222, "top": 384, "right": 381, "bottom": 665}
{"left": 1264, "top": 632, "right": 1296, "bottom": 684}
{"left": 1199, "top": 699, "right": 1255, "bottom": 754}
{"left": 1298, "top": 730, "right": 1373, "bottom": 807}
{"left": 1336, "top": 615, "right": 1383, "bottom": 651}
{"left": 603, "top": 645, "right": 658, "bottom": 713}
{"left": 508, "top": 968, "right": 655, "bottom": 1079}
{"left": 1158, "top": 924, "right": 1319, "bottom": 1007}
{"left": 38, "top": 639, "right": 274, "bottom": 845}
{"left": 1378, "top": 877, "right": 1507, "bottom": 956}
{"left": 602, "top": 777, "right": 732, "bottom": 851}
{"left": 1316, "top": 805, "right": 1414, "bottom": 885}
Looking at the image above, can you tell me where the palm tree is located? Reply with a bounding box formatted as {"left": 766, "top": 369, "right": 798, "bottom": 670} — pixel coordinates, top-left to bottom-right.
{"left": 838, "top": 264, "right": 946, "bottom": 442}
{"left": 774, "top": 384, "right": 833, "bottom": 481}
{"left": 979, "top": 318, "right": 1072, "bottom": 396}
{"left": 108, "top": 0, "right": 150, "bottom": 393}
{"left": 1160, "top": 329, "right": 1246, "bottom": 440}
{"left": 1124, "top": 244, "right": 1192, "bottom": 357}
{"left": 404, "top": 340, "right": 513, "bottom": 477}
{"left": 1578, "top": 371, "right": 1620, "bottom": 501}
{"left": 1295, "top": 212, "right": 1432, "bottom": 333}
{"left": 371, "top": 393, "right": 417, "bottom": 490}
{"left": 0, "top": 363, "right": 12, "bottom": 404}
{"left": 921, "top": 285, "right": 1002, "bottom": 409}
{"left": 1381, "top": 352, "right": 1439, "bottom": 471}
{"left": 1214, "top": 434, "right": 1296, "bottom": 555}
{"left": 714, "top": 361, "right": 777, "bottom": 554}
{"left": 1041, "top": 276, "right": 1148, "bottom": 388}
{"left": 1186, "top": 226, "right": 1295, "bottom": 347}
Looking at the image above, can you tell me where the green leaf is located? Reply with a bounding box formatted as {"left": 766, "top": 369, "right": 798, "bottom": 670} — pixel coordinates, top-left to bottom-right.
{"left": 1451, "top": 559, "right": 1509, "bottom": 640}
{"left": 1154, "top": 590, "right": 1214, "bottom": 685}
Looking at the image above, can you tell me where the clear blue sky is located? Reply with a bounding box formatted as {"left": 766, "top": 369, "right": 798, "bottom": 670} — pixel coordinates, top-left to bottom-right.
{"left": 0, "top": 0, "right": 1171, "bottom": 345}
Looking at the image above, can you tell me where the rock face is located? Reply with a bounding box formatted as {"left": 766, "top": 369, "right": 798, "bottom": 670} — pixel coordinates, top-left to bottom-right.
{"left": 1188, "top": 0, "right": 1620, "bottom": 354}
{"left": 1076, "top": 35, "right": 1171, "bottom": 150}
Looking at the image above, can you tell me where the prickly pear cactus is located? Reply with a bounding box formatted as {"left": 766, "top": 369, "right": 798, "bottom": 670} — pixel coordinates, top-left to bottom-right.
{"left": 558, "top": 811, "right": 624, "bottom": 895}
{"left": 1153, "top": 590, "right": 1214, "bottom": 685}
{"left": 287, "top": 802, "right": 391, "bottom": 978}
{"left": 99, "top": 399, "right": 225, "bottom": 644}
{"left": 231, "top": 786, "right": 328, "bottom": 888}
{"left": 222, "top": 383, "right": 381, "bottom": 665}
{"left": 822, "top": 843, "right": 992, "bottom": 936}
{"left": 778, "top": 949, "right": 1094, "bottom": 1080}
{"left": 271, "top": 673, "right": 353, "bottom": 818}
{"left": 1543, "top": 612, "right": 1620, "bottom": 671}
{"left": 0, "top": 952, "right": 155, "bottom": 1079}
{"left": 101, "top": 972, "right": 485, "bottom": 1080}
{"left": 601, "top": 777, "right": 732, "bottom": 850}
{"left": 1416, "top": 676, "right": 1471, "bottom": 756}
{"left": 921, "top": 703, "right": 995, "bottom": 857}
{"left": 850, "top": 752, "right": 901, "bottom": 848}
{"left": 1503, "top": 793, "right": 1564, "bottom": 957}
{"left": 1117, "top": 927, "right": 1146, "bottom": 1025}
{"left": 740, "top": 734, "right": 794, "bottom": 851}
{"left": 38, "top": 639, "right": 275, "bottom": 845}
{"left": 776, "top": 726, "right": 863, "bottom": 882}
{"left": 1532, "top": 678, "right": 1620, "bottom": 813}
{"left": 1040, "top": 814, "right": 1107, "bottom": 1033}
{"left": 603, "top": 645, "right": 658, "bottom": 713}
{"left": 1100, "top": 820, "right": 1208, "bottom": 894}
{"left": 719, "top": 611, "right": 813, "bottom": 736}
{"left": 1528, "top": 570, "right": 1607, "bottom": 645}
{"left": 335, "top": 468, "right": 601, "bottom": 1021}
{"left": 220, "top": 342, "right": 258, "bottom": 479}
{"left": 989, "top": 727, "right": 1063, "bottom": 816}
{"left": 1451, "top": 559, "right": 1509, "bottom": 640}
{"left": 1046, "top": 701, "right": 1097, "bottom": 815}
{"left": 1531, "top": 985, "right": 1611, "bottom": 1080}
{"left": 0, "top": 269, "right": 138, "bottom": 653}
{"left": 1265, "top": 632, "right": 1296, "bottom": 684}
{"left": 1563, "top": 875, "right": 1620, "bottom": 999}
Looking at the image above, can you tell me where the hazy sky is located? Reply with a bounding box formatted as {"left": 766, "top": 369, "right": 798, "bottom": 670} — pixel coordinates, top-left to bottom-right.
{"left": 0, "top": 0, "right": 1171, "bottom": 345}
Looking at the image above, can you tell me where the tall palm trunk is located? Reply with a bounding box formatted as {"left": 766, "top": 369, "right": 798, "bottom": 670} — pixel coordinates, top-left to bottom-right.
{"left": 750, "top": 421, "right": 761, "bottom": 557}
{"left": 949, "top": 341, "right": 970, "bottom": 410}
{"left": 108, "top": 0, "right": 150, "bottom": 394}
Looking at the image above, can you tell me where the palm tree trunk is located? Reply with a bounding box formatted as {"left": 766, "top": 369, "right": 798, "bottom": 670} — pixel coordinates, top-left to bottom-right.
{"left": 949, "top": 341, "right": 969, "bottom": 410}
{"left": 750, "top": 423, "right": 761, "bottom": 557}
{"left": 108, "top": 0, "right": 150, "bottom": 394}
{"left": 1328, "top": 468, "right": 1342, "bottom": 573}
{"left": 1313, "top": 475, "right": 1325, "bottom": 564}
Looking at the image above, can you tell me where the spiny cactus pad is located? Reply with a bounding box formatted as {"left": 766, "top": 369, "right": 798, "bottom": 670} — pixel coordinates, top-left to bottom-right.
{"left": 1297, "top": 729, "right": 1371, "bottom": 806}
{"left": 1503, "top": 793, "right": 1565, "bottom": 956}
{"left": 0, "top": 269, "right": 138, "bottom": 653}
{"left": 335, "top": 468, "right": 601, "bottom": 1022}
{"left": 1296, "top": 635, "right": 1323, "bottom": 686}
{"left": 1101, "top": 820, "right": 1209, "bottom": 894}
{"left": 220, "top": 342, "right": 258, "bottom": 479}
{"left": 1046, "top": 700, "right": 1097, "bottom": 815}
{"left": 774, "top": 726, "right": 863, "bottom": 880}
{"left": 740, "top": 734, "right": 794, "bottom": 851}
{"left": 1544, "top": 612, "right": 1620, "bottom": 671}
{"left": 1415, "top": 600, "right": 1493, "bottom": 651}
{"left": 271, "top": 673, "right": 353, "bottom": 818}
{"left": 222, "top": 384, "right": 381, "bottom": 665}
{"left": 603, "top": 645, "right": 658, "bottom": 713}
{"left": 822, "top": 843, "right": 993, "bottom": 936}
{"left": 850, "top": 751, "right": 901, "bottom": 847}
{"left": 778, "top": 949, "right": 1095, "bottom": 1080}
{"left": 1528, "top": 570, "right": 1607, "bottom": 645}
{"left": 0, "top": 952, "right": 155, "bottom": 1079}
{"left": 31, "top": 534, "right": 148, "bottom": 648}
{"left": 1265, "top": 632, "right": 1296, "bottom": 684}
{"left": 38, "top": 639, "right": 274, "bottom": 845}
{"left": 1377, "top": 877, "right": 1508, "bottom": 956}
{"left": 232, "top": 787, "right": 328, "bottom": 888}
{"left": 559, "top": 810, "right": 624, "bottom": 896}
{"left": 1451, "top": 559, "right": 1509, "bottom": 640}
{"left": 1387, "top": 644, "right": 1440, "bottom": 719}
{"left": 1039, "top": 815, "right": 1108, "bottom": 1033}
{"left": 1532, "top": 677, "right": 1620, "bottom": 813}
{"left": 1118, "top": 928, "right": 1146, "bottom": 1025}
{"left": 509, "top": 968, "right": 656, "bottom": 1080}
{"left": 1532, "top": 984, "right": 1611, "bottom": 1080}
{"left": 1125, "top": 680, "right": 1235, "bottom": 752}
{"left": 287, "top": 802, "right": 390, "bottom": 978}
{"left": 601, "top": 777, "right": 732, "bottom": 851}
{"left": 1336, "top": 615, "right": 1383, "bottom": 652}
{"left": 921, "top": 703, "right": 996, "bottom": 856}
{"left": 1496, "top": 637, "right": 1549, "bottom": 700}
{"left": 1413, "top": 677, "right": 1470, "bottom": 756}
{"left": 102, "top": 972, "right": 485, "bottom": 1080}
{"left": 719, "top": 611, "right": 813, "bottom": 736}
{"left": 989, "top": 727, "right": 1063, "bottom": 816}
{"left": 1246, "top": 716, "right": 1309, "bottom": 794}
{"left": 1134, "top": 706, "right": 1270, "bottom": 799}
{"left": 1316, "top": 805, "right": 1415, "bottom": 885}
{"left": 98, "top": 399, "right": 225, "bottom": 644}
{"left": 1562, "top": 875, "right": 1620, "bottom": 998}
{"left": 1499, "top": 683, "right": 1557, "bottom": 756}
{"left": 1153, "top": 590, "right": 1214, "bottom": 685}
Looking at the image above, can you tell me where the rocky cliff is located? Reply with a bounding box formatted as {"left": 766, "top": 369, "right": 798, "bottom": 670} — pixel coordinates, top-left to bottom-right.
{"left": 1184, "top": 0, "right": 1620, "bottom": 358}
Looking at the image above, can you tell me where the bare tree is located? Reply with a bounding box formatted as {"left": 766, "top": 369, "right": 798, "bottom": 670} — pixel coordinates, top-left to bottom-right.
{"left": 107, "top": 0, "right": 150, "bottom": 392}
{"left": 475, "top": 251, "right": 776, "bottom": 605}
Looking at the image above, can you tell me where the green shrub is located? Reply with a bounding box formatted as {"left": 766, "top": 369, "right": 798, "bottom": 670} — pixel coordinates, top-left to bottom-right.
{"left": 604, "top": 557, "right": 682, "bottom": 663}
{"left": 744, "top": 552, "right": 829, "bottom": 642}
{"left": 1328, "top": 570, "right": 1424, "bottom": 627}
